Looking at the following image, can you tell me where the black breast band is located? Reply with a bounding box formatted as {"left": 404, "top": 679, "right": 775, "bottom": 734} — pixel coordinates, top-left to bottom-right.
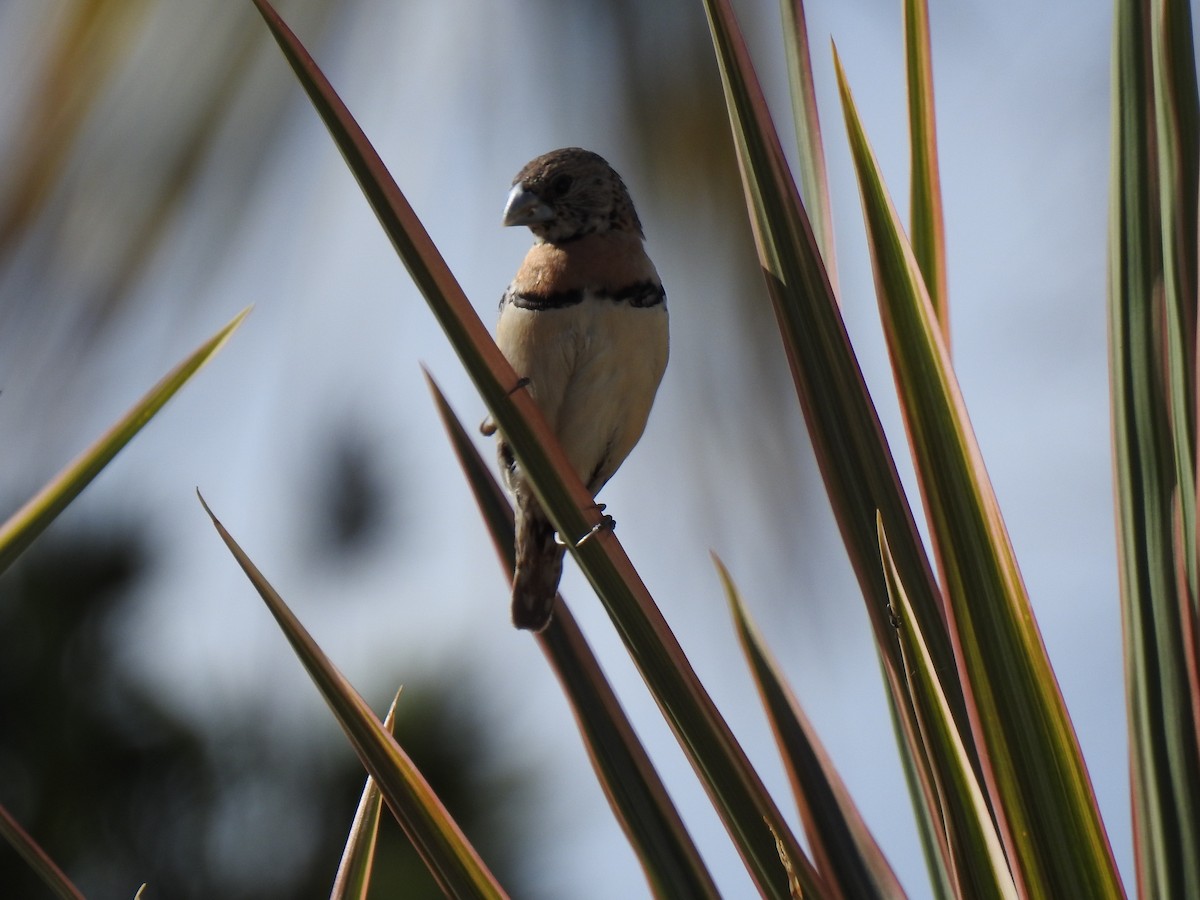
{"left": 506, "top": 280, "right": 666, "bottom": 311}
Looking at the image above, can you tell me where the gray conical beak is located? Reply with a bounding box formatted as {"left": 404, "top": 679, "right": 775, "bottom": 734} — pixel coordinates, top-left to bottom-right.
{"left": 502, "top": 183, "right": 553, "bottom": 227}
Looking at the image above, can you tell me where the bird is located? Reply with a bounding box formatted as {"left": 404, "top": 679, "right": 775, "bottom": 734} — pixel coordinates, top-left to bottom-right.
{"left": 494, "top": 147, "right": 669, "bottom": 632}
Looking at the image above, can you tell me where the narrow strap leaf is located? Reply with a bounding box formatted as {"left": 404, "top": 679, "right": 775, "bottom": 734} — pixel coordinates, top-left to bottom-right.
{"left": 0, "top": 308, "right": 249, "bottom": 575}
{"left": 0, "top": 802, "right": 86, "bottom": 900}
{"left": 877, "top": 517, "right": 1016, "bottom": 900}
{"left": 903, "top": 0, "right": 948, "bottom": 345}
{"left": 1111, "top": 1, "right": 1200, "bottom": 896}
{"left": 330, "top": 689, "right": 401, "bottom": 900}
{"left": 779, "top": 0, "right": 838, "bottom": 291}
{"left": 698, "top": 0, "right": 964, "bottom": 734}
{"left": 699, "top": 2, "right": 979, "bottom": 891}
{"left": 248, "top": 3, "right": 815, "bottom": 894}
{"left": 836, "top": 49, "right": 1123, "bottom": 898}
{"left": 716, "top": 556, "right": 905, "bottom": 899}
{"left": 200, "top": 494, "right": 508, "bottom": 900}
{"left": 427, "top": 371, "right": 723, "bottom": 900}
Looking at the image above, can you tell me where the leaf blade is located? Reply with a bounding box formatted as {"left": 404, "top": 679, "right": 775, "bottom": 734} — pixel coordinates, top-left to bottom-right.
{"left": 248, "top": 3, "right": 815, "bottom": 894}
{"left": 836, "top": 50, "right": 1123, "bottom": 898}
{"left": 329, "top": 689, "right": 401, "bottom": 900}
{"left": 426, "top": 372, "right": 723, "bottom": 900}
{"left": 0, "top": 308, "right": 249, "bottom": 575}
{"left": 699, "top": 1, "right": 978, "bottom": 892}
{"left": 779, "top": 0, "right": 838, "bottom": 290}
{"left": 877, "top": 517, "right": 1017, "bottom": 900}
{"left": 698, "top": 0, "right": 961, "bottom": 739}
{"left": 200, "top": 494, "right": 508, "bottom": 900}
{"left": 0, "top": 802, "right": 86, "bottom": 900}
{"left": 1110, "top": 1, "right": 1200, "bottom": 896}
{"left": 716, "top": 555, "right": 905, "bottom": 900}
{"left": 903, "top": 0, "right": 948, "bottom": 344}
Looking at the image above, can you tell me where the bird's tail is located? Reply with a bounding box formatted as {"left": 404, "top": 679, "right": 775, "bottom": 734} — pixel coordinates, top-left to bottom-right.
{"left": 511, "top": 506, "right": 566, "bottom": 632}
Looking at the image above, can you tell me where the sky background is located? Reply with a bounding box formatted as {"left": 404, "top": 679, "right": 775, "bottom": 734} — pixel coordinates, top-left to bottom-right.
{"left": 0, "top": 1, "right": 1132, "bottom": 896}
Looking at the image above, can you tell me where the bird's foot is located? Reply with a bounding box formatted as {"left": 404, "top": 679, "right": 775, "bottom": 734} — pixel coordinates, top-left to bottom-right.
{"left": 481, "top": 378, "right": 531, "bottom": 435}
{"left": 575, "top": 507, "right": 614, "bottom": 548}
{"left": 550, "top": 504, "right": 612, "bottom": 548}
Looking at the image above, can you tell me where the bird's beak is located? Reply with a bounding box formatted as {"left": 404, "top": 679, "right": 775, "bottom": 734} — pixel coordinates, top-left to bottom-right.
{"left": 502, "top": 183, "right": 553, "bottom": 227}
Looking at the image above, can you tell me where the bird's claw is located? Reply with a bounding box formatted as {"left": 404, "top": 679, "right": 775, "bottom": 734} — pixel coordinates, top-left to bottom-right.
{"left": 551, "top": 505, "right": 612, "bottom": 548}
{"left": 575, "top": 513, "right": 615, "bottom": 548}
{"left": 481, "top": 378, "right": 530, "bottom": 435}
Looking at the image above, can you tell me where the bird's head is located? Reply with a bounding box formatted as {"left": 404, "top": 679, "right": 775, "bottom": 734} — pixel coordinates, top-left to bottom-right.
{"left": 502, "top": 148, "right": 643, "bottom": 244}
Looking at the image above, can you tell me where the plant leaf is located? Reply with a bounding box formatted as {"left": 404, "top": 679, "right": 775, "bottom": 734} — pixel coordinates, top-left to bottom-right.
{"left": 835, "top": 49, "right": 1123, "bottom": 898}
{"left": 199, "top": 493, "right": 508, "bottom": 900}
{"left": 903, "top": 0, "right": 948, "bottom": 346}
{"left": 699, "top": 1, "right": 982, "bottom": 891}
{"left": 715, "top": 554, "right": 905, "bottom": 899}
{"left": 0, "top": 802, "right": 86, "bottom": 900}
{"left": 877, "top": 516, "right": 1016, "bottom": 900}
{"left": 426, "top": 371, "right": 722, "bottom": 900}
{"left": 697, "top": 0, "right": 962, "bottom": 737}
{"left": 1152, "top": 0, "right": 1199, "bottom": 602}
{"left": 248, "top": 3, "right": 815, "bottom": 894}
{"left": 0, "top": 0, "right": 154, "bottom": 256}
{"left": 1111, "top": 1, "right": 1200, "bottom": 897}
{"left": 329, "top": 688, "right": 401, "bottom": 900}
{"left": 779, "top": 0, "right": 837, "bottom": 292}
{"left": 882, "top": 689, "right": 955, "bottom": 900}
{"left": 0, "top": 307, "right": 249, "bottom": 575}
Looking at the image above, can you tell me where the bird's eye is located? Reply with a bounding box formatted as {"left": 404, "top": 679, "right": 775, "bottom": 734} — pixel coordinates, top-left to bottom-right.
{"left": 549, "top": 174, "right": 573, "bottom": 197}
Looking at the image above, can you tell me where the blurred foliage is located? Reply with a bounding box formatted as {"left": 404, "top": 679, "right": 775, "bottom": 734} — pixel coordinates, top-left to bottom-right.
{"left": 305, "top": 424, "right": 393, "bottom": 563}
{"left": 0, "top": 0, "right": 795, "bottom": 525}
{"left": 0, "top": 488, "right": 530, "bottom": 897}
{"left": 0, "top": 526, "right": 207, "bottom": 898}
{"left": 0, "top": 0, "right": 337, "bottom": 397}
{"left": 0, "top": 0, "right": 800, "bottom": 895}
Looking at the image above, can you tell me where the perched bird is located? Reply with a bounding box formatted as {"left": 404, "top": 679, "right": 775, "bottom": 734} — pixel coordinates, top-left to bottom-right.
{"left": 495, "top": 148, "right": 669, "bottom": 631}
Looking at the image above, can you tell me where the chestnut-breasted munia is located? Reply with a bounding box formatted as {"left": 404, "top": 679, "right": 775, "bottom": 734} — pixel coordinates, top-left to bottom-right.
{"left": 495, "top": 148, "right": 668, "bottom": 631}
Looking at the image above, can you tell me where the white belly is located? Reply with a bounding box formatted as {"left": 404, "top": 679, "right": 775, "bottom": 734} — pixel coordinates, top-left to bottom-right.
{"left": 496, "top": 291, "right": 668, "bottom": 491}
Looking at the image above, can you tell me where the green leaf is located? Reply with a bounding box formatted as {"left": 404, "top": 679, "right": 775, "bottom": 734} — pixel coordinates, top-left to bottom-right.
{"left": 0, "top": 802, "right": 86, "bottom": 900}
{"left": 835, "top": 49, "right": 1122, "bottom": 898}
{"left": 199, "top": 493, "right": 508, "bottom": 900}
{"left": 330, "top": 689, "right": 401, "bottom": 900}
{"left": 1151, "top": 0, "right": 1199, "bottom": 602}
{"left": 715, "top": 555, "right": 905, "bottom": 899}
{"left": 698, "top": 0, "right": 962, "bottom": 737}
{"left": 882, "top": 689, "right": 955, "bottom": 900}
{"left": 249, "top": 3, "right": 814, "bottom": 894}
{"left": 903, "top": 0, "right": 948, "bottom": 345}
{"left": 877, "top": 517, "right": 1016, "bottom": 900}
{"left": 779, "top": 0, "right": 838, "bottom": 290}
{"left": 0, "top": 307, "right": 249, "bottom": 575}
{"left": 426, "top": 371, "right": 721, "bottom": 900}
{"left": 699, "top": 0, "right": 979, "bottom": 891}
{"left": 1111, "top": 1, "right": 1200, "bottom": 897}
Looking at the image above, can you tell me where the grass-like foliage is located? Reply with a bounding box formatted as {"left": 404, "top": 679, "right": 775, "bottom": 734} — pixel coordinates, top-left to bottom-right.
{"left": 5, "top": 0, "right": 1198, "bottom": 897}
{"left": 0, "top": 310, "right": 248, "bottom": 897}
